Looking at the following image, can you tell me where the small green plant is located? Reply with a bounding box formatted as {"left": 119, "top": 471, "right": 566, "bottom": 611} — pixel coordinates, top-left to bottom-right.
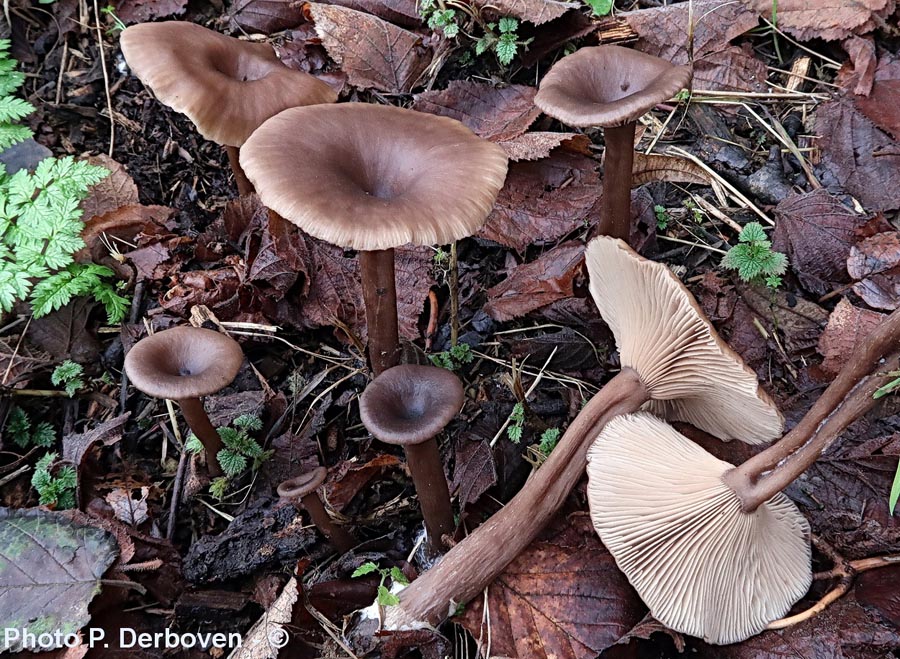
{"left": 507, "top": 401, "right": 526, "bottom": 443}
{"left": 476, "top": 17, "right": 531, "bottom": 66}
{"left": 419, "top": 0, "right": 461, "bottom": 37}
{"left": 351, "top": 561, "right": 410, "bottom": 606}
{"left": 430, "top": 342, "right": 474, "bottom": 371}
{"left": 582, "top": 0, "right": 612, "bottom": 16}
{"left": 653, "top": 204, "right": 670, "bottom": 231}
{"left": 31, "top": 452, "right": 77, "bottom": 509}
{"left": 100, "top": 5, "right": 127, "bottom": 34}
{"left": 433, "top": 246, "right": 449, "bottom": 267}
{"left": 682, "top": 198, "right": 703, "bottom": 223}
{"left": 6, "top": 406, "right": 55, "bottom": 448}
{"left": 51, "top": 360, "right": 85, "bottom": 397}
{"left": 0, "top": 41, "right": 34, "bottom": 150}
{"left": 186, "top": 414, "right": 271, "bottom": 499}
{"left": 538, "top": 427, "right": 560, "bottom": 455}
{"left": 721, "top": 222, "right": 787, "bottom": 289}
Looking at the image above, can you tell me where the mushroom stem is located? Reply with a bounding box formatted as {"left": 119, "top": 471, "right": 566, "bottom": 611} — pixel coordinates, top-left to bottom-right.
{"left": 725, "top": 307, "right": 900, "bottom": 512}
{"left": 225, "top": 145, "right": 255, "bottom": 196}
{"left": 386, "top": 368, "right": 649, "bottom": 627}
{"left": 594, "top": 122, "right": 636, "bottom": 241}
{"left": 405, "top": 439, "right": 455, "bottom": 554}
{"left": 359, "top": 248, "right": 400, "bottom": 376}
{"left": 179, "top": 397, "right": 224, "bottom": 478}
{"left": 298, "top": 492, "right": 357, "bottom": 553}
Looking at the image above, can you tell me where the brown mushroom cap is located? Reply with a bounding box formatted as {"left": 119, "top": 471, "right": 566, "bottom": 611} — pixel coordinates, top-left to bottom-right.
{"left": 120, "top": 21, "right": 337, "bottom": 147}
{"left": 587, "top": 236, "right": 783, "bottom": 444}
{"left": 586, "top": 413, "right": 811, "bottom": 645}
{"left": 534, "top": 46, "right": 692, "bottom": 128}
{"left": 277, "top": 467, "right": 327, "bottom": 500}
{"left": 123, "top": 326, "right": 244, "bottom": 400}
{"left": 239, "top": 104, "right": 509, "bottom": 251}
{"left": 359, "top": 365, "right": 464, "bottom": 445}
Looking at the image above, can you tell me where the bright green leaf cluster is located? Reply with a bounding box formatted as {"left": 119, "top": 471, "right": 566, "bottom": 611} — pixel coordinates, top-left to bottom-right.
{"left": 476, "top": 17, "right": 528, "bottom": 66}
{"left": 0, "top": 40, "right": 34, "bottom": 150}
{"left": 187, "top": 414, "right": 271, "bottom": 499}
{"left": 419, "top": 0, "right": 460, "bottom": 37}
{"left": 507, "top": 401, "right": 526, "bottom": 444}
{"left": 583, "top": 0, "right": 612, "bottom": 16}
{"left": 538, "top": 427, "right": 560, "bottom": 455}
{"left": 430, "top": 342, "right": 474, "bottom": 371}
{"left": 51, "top": 360, "right": 85, "bottom": 397}
{"left": 31, "top": 452, "right": 77, "bottom": 509}
{"left": 351, "top": 560, "right": 410, "bottom": 607}
{"left": 7, "top": 406, "right": 55, "bottom": 448}
{"left": 721, "top": 222, "right": 788, "bottom": 289}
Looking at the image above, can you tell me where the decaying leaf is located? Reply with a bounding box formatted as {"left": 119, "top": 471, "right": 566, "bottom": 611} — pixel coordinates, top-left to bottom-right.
{"left": 228, "top": 0, "right": 306, "bottom": 33}
{"left": 457, "top": 515, "right": 644, "bottom": 659}
{"left": 771, "top": 189, "right": 867, "bottom": 296}
{"left": 450, "top": 436, "right": 496, "bottom": 509}
{"left": 850, "top": 50, "right": 900, "bottom": 140}
{"left": 82, "top": 155, "right": 139, "bottom": 221}
{"left": 484, "top": 241, "right": 585, "bottom": 322}
{"left": 738, "top": 283, "right": 829, "bottom": 354}
{"left": 317, "top": 0, "right": 420, "bottom": 27}
{"left": 848, "top": 232, "right": 900, "bottom": 310}
{"left": 412, "top": 81, "right": 540, "bottom": 142}
{"left": 0, "top": 507, "right": 119, "bottom": 652}
{"left": 475, "top": 0, "right": 578, "bottom": 25}
{"left": 856, "top": 566, "right": 900, "bottom": 628}
{"left": 325, "top": 454, "right": 401, "bottom": 511}
{"left": 308, "top": 2, "right": 431, "bottom": 93}
{"left": 631, "top": 152, "right": 708, "bottom": 186}
{"left": 63, "top": 413, "right": 129, "bottom": 470}
{"left": 817, "top": 299, "right": 885, "bottom": 377}
{"left": 745, "top": 0, "right": 897, "bottom": 42}
{"left": 113, "top": 0, "right": 188, "bottom": 24}
{"left": 815, "top": 99, "right": 900, "bottom": 212}
{"left": 105, "top": 487, "right": 150, "bottom": 526}
{"left": 498, "top": 132, "right": 591, "bottom": 162}
{"left": 231, "top": 577, "right": 299, "bottom": 659}
{"left": 478, "top": 150, "right": 600, "bottom": 252}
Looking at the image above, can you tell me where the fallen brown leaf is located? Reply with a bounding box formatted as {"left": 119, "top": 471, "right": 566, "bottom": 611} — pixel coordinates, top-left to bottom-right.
{"left": 113, "top": 0, "right": 188, "bottom": 24}
{"left": 319, "top": 0, "right": 420, "bottom": 27}
{"left": 631, "top": 152, "right": 708, "bottom": 186}
{"left": 745, "top": 0, "right": 896, "bottom": 42}
{"left": 818, "top": 299, "right": 885, "bottom": 377}
{"left": 450, "top": 435, "right": 496, "bottom": 509}
{"left": 848, "top": 232, "right": 900, "bottom": 310}
{"left": 498, "top": 132, "right": 591, "bottom": 162}
{"left": 63, "top": 413, "right": 129, "bottom": 471}
{"left": 228, "top": 0, "right": 306, "bottom": 33}
{"left": 82, "top": 155, "right": 139, "bottom": 221}
{"left": 476, "top": 0, "right": 577, "bottom": 25}
{"left": 851, "top": 49, "right": 900, "bottom": 140}
{"left": 308, "top": 2, "right": 431, "bottom": 93}
{"left": 856, "top": 565, "right": 900, "bottom": 627}
{"left": 325, "top": 454, "right": 401, "bottom": 511}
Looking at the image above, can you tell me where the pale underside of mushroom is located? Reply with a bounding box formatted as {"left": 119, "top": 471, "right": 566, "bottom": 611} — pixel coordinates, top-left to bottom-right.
{"left": 587, "top": 412, "right": 811, "bottom": 645}
{"left": 586, "top": 237, "right": 783, "bottom": 443}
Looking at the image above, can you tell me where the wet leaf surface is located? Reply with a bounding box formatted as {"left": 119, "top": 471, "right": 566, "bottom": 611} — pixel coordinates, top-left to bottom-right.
{"left": 848, "top": 232, "right": 900, "bottom": 310}
{"left": 745, "top": 0, "right": 895, "bottom": 42}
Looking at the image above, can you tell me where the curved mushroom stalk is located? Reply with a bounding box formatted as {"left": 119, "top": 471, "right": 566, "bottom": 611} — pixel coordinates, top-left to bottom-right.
{"left": 380, "top": 236, "right": 782, "bottom": 629}
{"left": 535, "top": 46, "right": 692, "bottom": 241}
{"left": 240, "top": 104, "right": 508, "bottom": 375}
{"left": 120, "top": 21, "right": 337, "bottom": 196}
{"left": 279, "top": 467, "right": 356, "bottom": 553}
{"left": 588, "top": 306, "right": 900, "bottom": 645}
{"left": 123, "top": 326, "right": 245, "bottom": 478}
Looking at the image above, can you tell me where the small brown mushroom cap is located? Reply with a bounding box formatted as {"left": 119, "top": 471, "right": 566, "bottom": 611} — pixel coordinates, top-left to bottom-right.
{"left": 120, "top": 21, "right": 337, "bottom": 147}
{"left": 359, "top": 365, "right": 464, "bottom": 445}
{"left": 278, "top": 467, "right": 327, "bottom": 500}
{"left": 586, "top": 412, "right": 811, "bottom": 645}
{"left": 239, "top": 103, "right": 509, "bottom": 251}
{"left": 123, "top": 326, "right": 243, "bottom": 400}
{"left": 534, "top": 46, "right": 692, "bottom": 128}
{"left": 587, "top": 236, "right": 783, "bottom": 443}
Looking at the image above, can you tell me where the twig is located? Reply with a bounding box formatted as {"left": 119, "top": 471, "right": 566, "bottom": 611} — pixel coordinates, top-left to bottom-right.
{"left": 91, "top": 0, "right": 115, "bottom": 156}
{"left": 424, "top": 290, "right": 439, "bottom": 352}
{"left": 450, "top": 241, "right": 460, "bottom": 347}
{"left": 166, "top": 446, "right": 188, "bottom": 541}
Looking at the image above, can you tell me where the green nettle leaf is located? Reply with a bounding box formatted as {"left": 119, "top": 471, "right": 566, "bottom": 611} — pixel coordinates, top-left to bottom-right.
{"left": 583, "top": 0, "right": 612, "bottom": 15}
{"left": 184, "top": 434, "right": 204, "bottom": 454}
{"left": 389, "top": 566, "right": 409, "bottom": 586}
{"left": 234, "top": 414, "right": 263, "bottom": 431}
{"left": 497, "top": 16, "right": 518, "bottom": 32}
{"left": 738, "top": 221, "right": 767, "bottom": 243}
{"left": 217, "top": 449, "right": 248, "bottom": 478}
{"left": 442, "top": 22, "right": 460, "bottom": 37}
{"left": 377, "top": 585, "right": 400, "bottom": 606}
{"left": 475, "top": 35, "right": 495, "bottom": 56}
{"left": 721, "top": 222, "right": 788, "bottom": 287}
{"left": 352, "top": 562, "right": 379, "bottom": 578}
{"left": 495, "top": 34, "right": 518, "bottom": 65}
{"left": 209, "top": 476, "right": 229, "bottom": 500}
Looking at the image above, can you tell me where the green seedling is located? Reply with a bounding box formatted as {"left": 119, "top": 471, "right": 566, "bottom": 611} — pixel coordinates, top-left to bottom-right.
{"left": 186, "top": 414, "right": 271, "bottom": 499}
{"left": 653, "top": 204, "right": 670, "bottom": 231}
{"left": 6, "top": 406, "right": 55, "bottom": 448}
{"left": 32, "top": 452, "right": 77, "bottom": 509}
{"left": 538, "top": 427, "right": 560, "bottom": 455}
{"left": 52, "top": 360, "right": 85, "bottom": 397}
{"left": 352, "top": 561, "right": 410, "bottom": 606}
{"left": 430, "top": 342, "right": 474, "bottom": 371}
{"left": 476, "top": 17, "right": 531, "bottom": 66}
{"left": 507, "top": 401, "right": 526, "bottom": 444}
{"left": 721, "top": 222, "right": 787, "bottom": 289}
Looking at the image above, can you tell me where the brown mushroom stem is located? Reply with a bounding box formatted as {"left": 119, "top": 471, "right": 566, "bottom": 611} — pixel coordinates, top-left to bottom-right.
{"left": 359, "top": 249, "right": 400, "bottom": 376}
{"left": 725, "top": 307, "right": 900, "bottom": 512}
{"left": 405, "top": 439, "right": 455, "bottom": 553}
{"left": 387, "top": 368, "right": 649, "bottom": 626}
{"left": 179, "top": 397, "right": 224, "bottom": 478}
{"left": 225, "top": 145, "right": 254, "bottom": 196}
{"left": 595, "top": 122, "right": 636, "bottom": 241}
{"left": 295, "top": 492, "right": 357, "bottom": 553}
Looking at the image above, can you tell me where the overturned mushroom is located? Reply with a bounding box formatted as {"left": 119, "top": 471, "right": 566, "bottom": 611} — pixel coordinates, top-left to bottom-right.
{"left": 240, "top": 103, "right": 508, "bottom": 374}
{"left": 279, "top": 467, "right": 356, "bottom": 553}
{"left": 120, "top": 21, "right": 337, "bottom": 195}
{"left": 588, "top": 305, "right": 900, "bottom": 644}
{"left": 359, "top": 365, "right": 463, "bottom": 553}
{"left": 124, "top": 326, "right": 244, "bottom": 477}
{"left": 534, "top": 46, "right": 691, "bottom": 241}
{"left": 381, "top": 236, "right": 781, "bottom": 629}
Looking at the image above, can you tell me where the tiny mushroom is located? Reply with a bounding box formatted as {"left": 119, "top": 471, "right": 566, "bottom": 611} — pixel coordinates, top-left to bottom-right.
{"left": 587, "top": 305, "right": 900, "bottom": 644}
{"left": 359, "top": 364, "right": 464, "bottom": 553}
{"left": 278, "top": 466, "right": 356, "bottom": 553}
{"left": 119, "top": 21, "right": 337, "bottom": 195}
{"left": 124, "top": 326, "right": 244, "bottom": 478}
{"left": 534, "top": 46, "right": 692, "bottom": 241}
{"left": 381, "top": 236, "right": 782, "bottom": 629}
{"left": 240, "top": 103, "right": 508, "bottom": 375}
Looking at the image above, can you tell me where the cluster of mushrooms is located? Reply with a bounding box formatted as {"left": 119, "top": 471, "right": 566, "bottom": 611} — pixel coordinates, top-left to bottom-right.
{"left": 116, "top": 21, "right": 900, "bottom": 646}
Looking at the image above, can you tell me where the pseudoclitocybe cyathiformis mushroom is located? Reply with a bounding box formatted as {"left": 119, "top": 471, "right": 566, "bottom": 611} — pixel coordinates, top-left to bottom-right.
{"left": 587, "top": 304, "right": 900, "bottom": 645}
{"left": 359, "top": 365, "right": 464, "bottom": 553}
{"left": 381, "top": 236, "right": 782, "bottom": 629}
{"left": 119, "top": 21, "right": 337, "bottom": 196}
{"left": 278, "top": 466, "right": 356, "bottom": 553}
{"left": 124, "top": 326, "right": 244, "bottom": 478}
{"left": 534, "top": 46, "right": 692, "bottom": 241}
{"left": 239, "top": 103, "right": 508, "bottom": 375}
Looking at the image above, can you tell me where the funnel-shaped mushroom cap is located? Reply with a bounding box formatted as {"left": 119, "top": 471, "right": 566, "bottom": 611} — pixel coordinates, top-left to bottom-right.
{"left": 240, "top": 104, "right": 509, "bottom": 251}
{"left": 124, "top": 326, "right": 243, "bottom": 400}
{"left": 359, "top": 365, "right": 464, "bottom": 445}
{"left": 587, "top": 237, "right": 782, "bottom": 444}
{"left": 534, "top": 46, "right": 692, "bottom": 128}
{"left": 278, "top": 467, "right": 327, "bottom": 500}
{"left": 120, "top": 22, "right": 337, "bottom": 147}
{"left": 586, "top": 413, "right": 811, "bottom": 645}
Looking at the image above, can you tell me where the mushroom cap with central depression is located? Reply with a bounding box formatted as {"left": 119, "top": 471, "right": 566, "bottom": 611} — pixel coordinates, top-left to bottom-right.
{"left": 120, "top": 21, "right": 337, "bottom": 147}
{"left": 124, "top": 326, "right": 244, "bottom": 401}
{"left": 239, "top": 104, "right": 509, "bottom": 251}
{"left": 534, "top": 45, "right": 692, "bottom": 128}
{"left": 359, "top": 365, "right": 465, "bottom": 445}
{"left": 587, "top": 412, "right": 812, "bottom": 645}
